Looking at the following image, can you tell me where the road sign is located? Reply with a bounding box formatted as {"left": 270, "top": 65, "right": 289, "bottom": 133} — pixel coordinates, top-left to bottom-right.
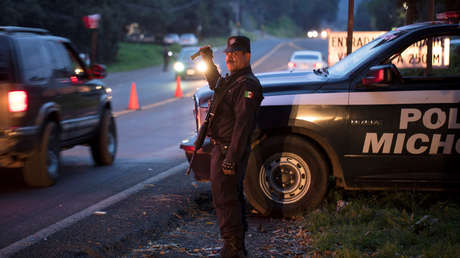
{"left": 391, "top": 36, "right": 450, "bottom": 68}
{"left": 328, "top": 31, "right": 386, "bottom": 66}
{"left": 82, "top": 14, "right": 101, "bottom": 29}
{"left": 328, "top": 31, "right": 451, "bottom": 68}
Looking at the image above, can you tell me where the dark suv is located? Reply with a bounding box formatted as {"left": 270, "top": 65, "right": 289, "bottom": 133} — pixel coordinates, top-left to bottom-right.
{"left": 0, "top": 26, "right": 117, "bottom": 187}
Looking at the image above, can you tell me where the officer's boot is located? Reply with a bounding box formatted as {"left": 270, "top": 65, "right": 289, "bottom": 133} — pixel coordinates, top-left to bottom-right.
{"left": 219, "top": 236, "right": 246, "bottom": 258}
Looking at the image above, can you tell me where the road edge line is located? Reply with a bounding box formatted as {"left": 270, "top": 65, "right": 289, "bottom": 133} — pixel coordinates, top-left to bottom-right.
{"left": 0, "top": 162, "right": 189, "bottom": 258}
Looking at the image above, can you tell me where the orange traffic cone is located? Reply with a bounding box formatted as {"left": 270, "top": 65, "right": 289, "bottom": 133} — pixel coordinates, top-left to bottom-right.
{"left": 175, "top": 75, "right": 183, "bottom": 98}
{"left": 128, "top": 82, "right": 140, "bottom": 110}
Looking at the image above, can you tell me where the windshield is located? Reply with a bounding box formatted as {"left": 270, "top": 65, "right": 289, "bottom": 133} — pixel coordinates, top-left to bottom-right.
{"left": 179, "top": 48, "right": 199, "bottom": 60}
{"left": 294, "top": 54, "right": 319, "bottom": 60}
{"left": 328, "top": 30, "right": 405, "bottom": 77}
{"left": 181, "top": 34, "right": 194, "bottom": 39}
{"left": 166, "top": 34, "right": 178, "bottom": 39}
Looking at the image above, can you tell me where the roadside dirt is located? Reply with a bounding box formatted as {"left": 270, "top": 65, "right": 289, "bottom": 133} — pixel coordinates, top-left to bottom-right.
{"left": 125, "top": 184, "right": 315, "bottom": 258}
{"left": 10, "top": 173, "right": 315, "bottom": 258}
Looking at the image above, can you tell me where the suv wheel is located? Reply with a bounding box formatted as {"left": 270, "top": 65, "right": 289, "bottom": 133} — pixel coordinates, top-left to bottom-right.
{"left": 90, "top": 109, "right": 117, "bottom": 165}
{"left": 244, "top": 135, "right": 328, "bottom": 217}
{"left": 23, "top": 121, "right": 60, "bottom": 187}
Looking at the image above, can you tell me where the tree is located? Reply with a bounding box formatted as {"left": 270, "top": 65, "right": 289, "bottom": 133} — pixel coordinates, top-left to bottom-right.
{"left": 354, "top": 0, "right": 405, "bottom": 30}
{"left": 196, "top": 0, "right": 232, "bottom": 37}
{"left": 0, "top": 0, "right": 125, "bottom": 64}
{"left": 244, "top": 0, "right": 339, "bottom": 32}
{"left": 356, "top": 0, "right": 460, "bottom": 31}
{"left": 121, "top": 1, "right": 171, "bottom": 36}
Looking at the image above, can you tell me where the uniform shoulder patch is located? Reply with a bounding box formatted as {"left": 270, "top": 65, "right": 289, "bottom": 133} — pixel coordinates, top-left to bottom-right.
{"left": 244, "top": 90, "right": 254, "bottom": 99}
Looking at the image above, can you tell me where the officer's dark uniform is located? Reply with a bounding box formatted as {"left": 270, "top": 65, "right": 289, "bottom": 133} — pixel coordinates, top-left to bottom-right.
{"left": 202, "top": 36, "right": 263, "bottom": 256}
{"left": 162, "top": 45, "right": 169, "bottom": 72}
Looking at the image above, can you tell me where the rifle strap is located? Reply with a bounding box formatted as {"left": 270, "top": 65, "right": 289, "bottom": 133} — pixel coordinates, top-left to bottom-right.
{"left": 214, "top": 73, "right": 255, "bottom": 103}
{"left": 208, "top": 73, "right": 257, "bottom": 127}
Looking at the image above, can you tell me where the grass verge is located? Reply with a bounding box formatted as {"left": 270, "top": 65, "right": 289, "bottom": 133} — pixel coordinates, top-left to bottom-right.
{"left": 302, "top": 187, "right": 460, "bottom": 257}
{"left": 107, "top": 34, "right": 259, "bottom": 73}
{"left": 265, "top": 15, "right": 304, "bottom": 38}
{"left": 107, "top": 42, "right": 181, "bottom": 73}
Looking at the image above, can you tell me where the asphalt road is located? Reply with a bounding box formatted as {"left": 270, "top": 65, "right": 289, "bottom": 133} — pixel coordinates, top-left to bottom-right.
{"left": 0, "top": 36, "right": 328, "bottom": 256}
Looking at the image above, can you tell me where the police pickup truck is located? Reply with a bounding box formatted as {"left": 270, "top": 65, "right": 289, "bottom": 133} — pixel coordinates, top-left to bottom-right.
{"left": 180, "top": 22, "right": 460, "bottom": 217}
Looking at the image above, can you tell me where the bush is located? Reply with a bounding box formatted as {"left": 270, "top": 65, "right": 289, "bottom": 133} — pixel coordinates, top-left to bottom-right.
{"left": 303, "top": 189, "right": 460, "bottom": 257}
{"left": 265, "top": 15, "right": 303, "bottom": 38}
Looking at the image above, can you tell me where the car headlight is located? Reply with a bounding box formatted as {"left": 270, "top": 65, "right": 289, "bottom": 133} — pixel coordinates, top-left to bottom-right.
{"left": 196, "top": 61, "right": 207, "bottom": 72}
{"left": 312, "top": 30, "right": 318, "bottom": 38}
{"left": 174, "top": 62, "right": 185, "bottom": 72}
{"left": 321, "top": 30, "right": 328, "bottom": 39}
{"left": 105, "top": 87, "right": 112, "bottom": 100}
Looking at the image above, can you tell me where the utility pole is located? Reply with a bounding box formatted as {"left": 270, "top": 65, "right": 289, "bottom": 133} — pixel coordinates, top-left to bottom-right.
{"left": 406, "top": 0, "right": 417, "bottom": 24}
{"left": 236, "top": 0, "right": 241, "bottom": 35}
{"left": 425, "top": 0, "right": 435, "bottom": 75}
{"left": 230, "top": 0, "right": 241, "bottom": 35}
{"left": 91, "top": 29, "right": 98, "bottom": 65}
{"left": 346, "top": 0, "right": 354, "bottom": 55}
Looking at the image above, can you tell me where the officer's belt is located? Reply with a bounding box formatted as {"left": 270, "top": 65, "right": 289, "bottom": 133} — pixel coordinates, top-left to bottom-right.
{"left": 210, "top": 138, "right": 229, "bottom": 149}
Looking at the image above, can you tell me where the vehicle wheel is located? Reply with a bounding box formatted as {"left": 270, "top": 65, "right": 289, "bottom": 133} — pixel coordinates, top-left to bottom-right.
{"left": 244, "top": 135, "right": 328, "bottom": 217}
{"left": 90, "top": 109, "right": 117, "bottom": 165}
{"left": 23, "top": 121, "right": 60, "bottom": 187}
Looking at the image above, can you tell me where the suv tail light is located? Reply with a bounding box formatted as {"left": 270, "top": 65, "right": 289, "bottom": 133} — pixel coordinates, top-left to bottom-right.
{"left": 288, "top": 62, "right": 296, "bottom": 69}
{"left": 8, "top": 91, "right": 28, "bottom": 112}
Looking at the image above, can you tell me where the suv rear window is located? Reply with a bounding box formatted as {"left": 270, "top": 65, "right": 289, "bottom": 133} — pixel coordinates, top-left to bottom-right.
{"left": 0, "top": 37, "right": 11, "bottom": 82}
{"left": 16, "top": 37, "right": 53, "bottom": 83}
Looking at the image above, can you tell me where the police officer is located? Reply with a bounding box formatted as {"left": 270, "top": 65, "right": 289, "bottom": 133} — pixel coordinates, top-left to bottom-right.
{"left": 199, "top": 36, "right": 263, "bottom": 257}
{"left": 163, "top": 44, "right": 169, "bottom": 72}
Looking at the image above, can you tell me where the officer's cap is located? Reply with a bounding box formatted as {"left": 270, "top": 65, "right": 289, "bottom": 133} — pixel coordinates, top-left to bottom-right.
{"left": 223, "top": 36, "right": 251, "bottom": 53}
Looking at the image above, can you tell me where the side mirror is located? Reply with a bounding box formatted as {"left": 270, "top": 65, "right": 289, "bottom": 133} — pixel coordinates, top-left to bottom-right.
{"left": 90, "top": 64, "right": 107, "bottom": 79}
{"left": 79, "top": 53, "right": 90, "bottom": 66}
{"left": 361, "top": 64, "right": 398, "bottom": 86}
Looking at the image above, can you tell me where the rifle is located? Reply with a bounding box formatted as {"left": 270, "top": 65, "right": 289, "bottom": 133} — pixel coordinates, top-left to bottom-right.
{"left": 185, "top": 77, "right": 225, "bottom": 175}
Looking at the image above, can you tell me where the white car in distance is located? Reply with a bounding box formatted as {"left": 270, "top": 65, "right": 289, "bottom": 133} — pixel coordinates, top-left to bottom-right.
{"left": 163, "top": 33, "right": 180, "bottom": 44}
{"left": 179, "top": 33, "right": 198, "bottom": 46}
{"left": 288, "top": 50, "right": 327, "bottom": 71}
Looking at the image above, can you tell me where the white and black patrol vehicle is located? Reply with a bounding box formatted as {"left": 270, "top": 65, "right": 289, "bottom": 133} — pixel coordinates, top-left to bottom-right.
{"left": 180, "top": 22, "right": 460, "bottom": 217}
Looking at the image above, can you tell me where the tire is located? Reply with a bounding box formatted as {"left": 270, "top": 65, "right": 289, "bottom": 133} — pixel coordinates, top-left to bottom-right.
{"left": 244, "top": 135, "right": 328, "bottom": 217}
{"left": 23, "top": 121, "right": 60, "bottom": 187}
{"left": 90, "top": 109, "right": 117, "bottom": 165}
